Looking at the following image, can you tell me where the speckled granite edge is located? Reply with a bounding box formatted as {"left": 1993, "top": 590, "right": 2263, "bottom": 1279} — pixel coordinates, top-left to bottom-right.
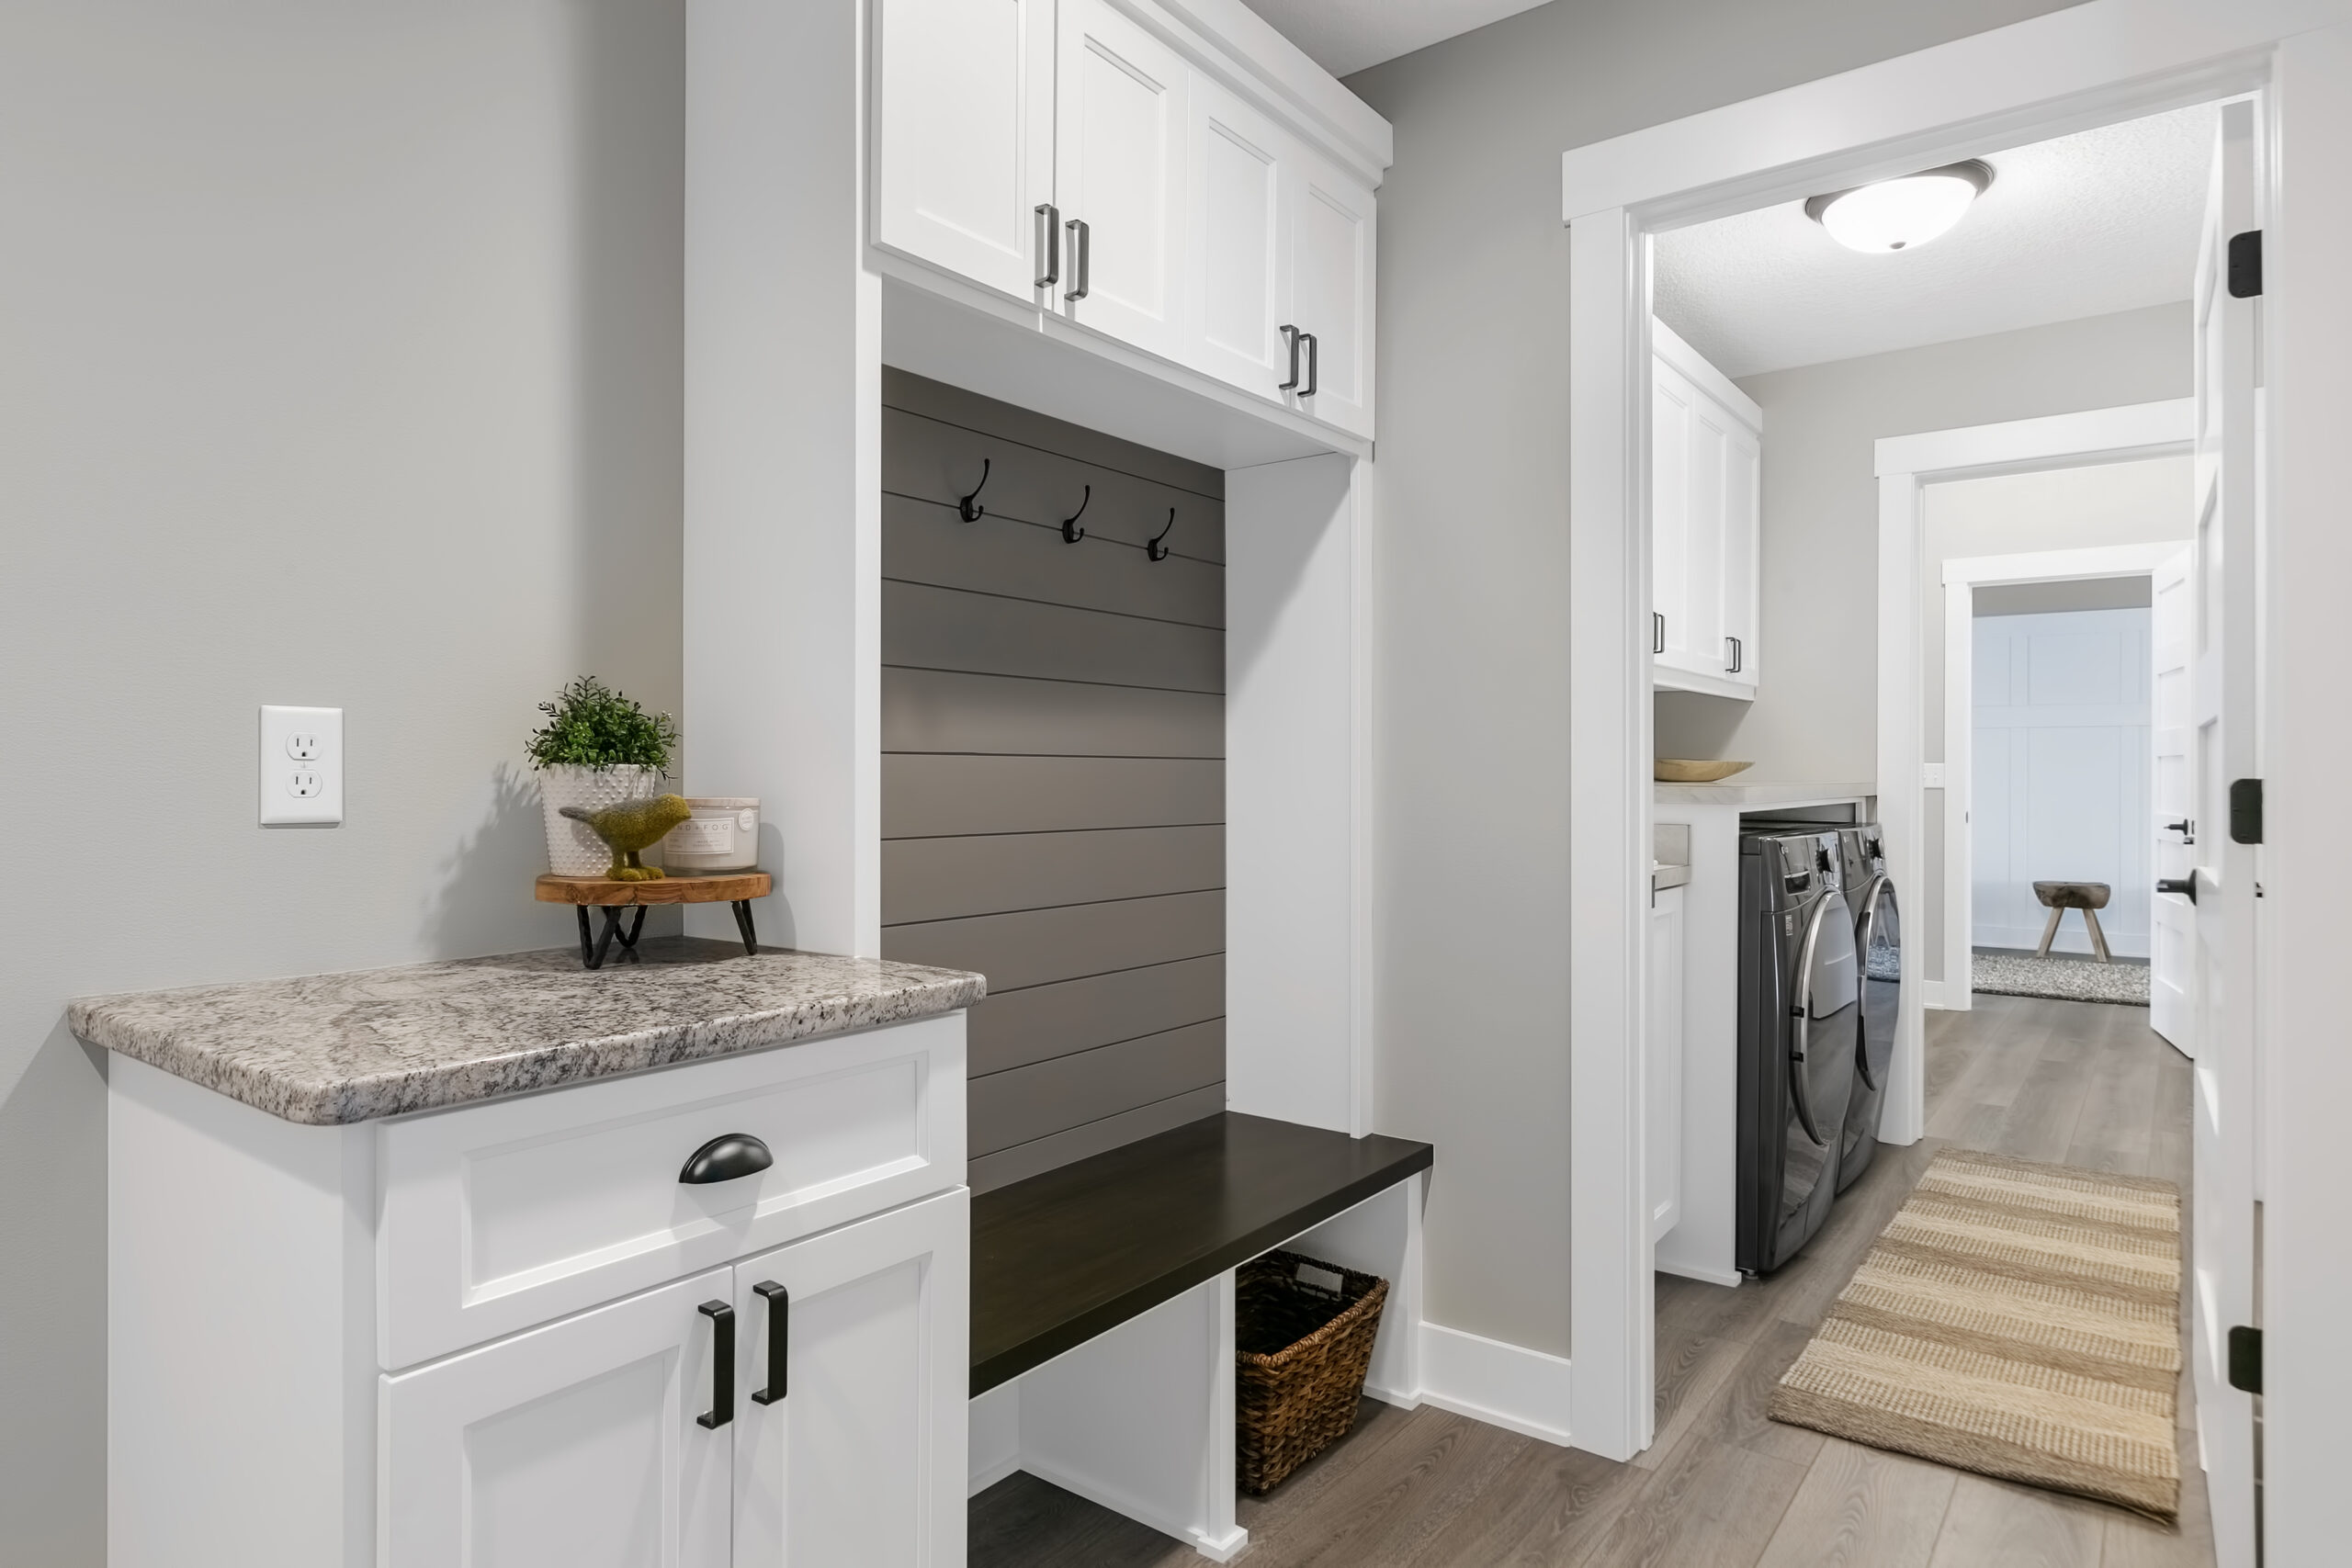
{"left": 68, "top": 943, "right": 987, "bottom": 1126}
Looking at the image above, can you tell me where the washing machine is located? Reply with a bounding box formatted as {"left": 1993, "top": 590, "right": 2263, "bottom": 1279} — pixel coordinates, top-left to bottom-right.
{"left": 1747, "top": 822, "right": 1904, "bottom": 1191}
{"left": 1736, "top": 829, "right": 1862, "bottom": 1274}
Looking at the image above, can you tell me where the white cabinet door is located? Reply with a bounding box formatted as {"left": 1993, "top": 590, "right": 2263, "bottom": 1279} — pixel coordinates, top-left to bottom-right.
{"left": 1650, "top": 356, "right": 1719, "bottom": 681}
{"left": 1055, "top": 0, "right": 1190, "bottom": 361}
{"left": 873, "top": 0, "right": 1057, "bottom": 302}
{"left": 1716, "top": 415, "right": 1760, "bottom": 690}
{"left": 1283, "top": 152, "right": 1375, "bottom": 438}
{"left": 732, "top": 1188, "right": 969, "bottom": 1567}
{"left": 381, "top": 1268, "right": 733, "bottom": 1568}
{"left": 1187, "top": 76, "right": 1287, "bottom": 399}
{"left": 1652, "top": 320, "right": 1762, "bottom": 694}
{"left": 1646, "top": 885, "right": 1685, "bottom": 1242}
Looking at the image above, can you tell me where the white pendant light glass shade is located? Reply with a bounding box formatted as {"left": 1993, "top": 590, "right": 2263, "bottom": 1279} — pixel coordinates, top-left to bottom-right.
{"left": 1804, "top": 160, "right": 1994, "bottom": 254}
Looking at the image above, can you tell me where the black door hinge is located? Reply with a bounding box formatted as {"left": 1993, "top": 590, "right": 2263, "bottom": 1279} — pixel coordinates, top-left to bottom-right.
{"left": 2228, "top": 1325, "right": 2263, "bottom": 1394}
{"left": 2230, "top": 778, "right": 2264, "bottom": 844}
{"left": 2228, "top": 231, "right": 2263, "bottom": 299}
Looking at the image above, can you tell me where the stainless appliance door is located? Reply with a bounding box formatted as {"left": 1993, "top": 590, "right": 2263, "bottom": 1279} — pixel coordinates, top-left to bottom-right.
{"left": 1857, "top": 874, "right": 1901, "bottom": 1093}
{"left": 1781, "top": 894, "right": 1860, "bottom": 1226}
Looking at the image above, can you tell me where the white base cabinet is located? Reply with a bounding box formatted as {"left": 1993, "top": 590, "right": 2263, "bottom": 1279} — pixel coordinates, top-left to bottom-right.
{"left": 109, "top": 1012, "right": 971, "bottom": 1568}
{"left": 1645, "top": 883, "right": 1686, "bottom": 1244}
{"left": 871, "top": 0, "right": 1385, "bottom": 441}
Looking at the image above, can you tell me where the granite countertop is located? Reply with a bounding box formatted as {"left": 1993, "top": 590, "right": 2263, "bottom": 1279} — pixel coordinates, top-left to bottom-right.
{"left": 69, "top": 939, "right": 987, "bottom": 1126}
{"left": 1653, "top": 779, "right": 1876, "bottom": 807}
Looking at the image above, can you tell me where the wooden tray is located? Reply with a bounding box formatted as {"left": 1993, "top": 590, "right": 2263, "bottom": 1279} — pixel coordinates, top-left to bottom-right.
{"left": 535, "top": 872, "right": 771, "bottom": 967}
{"left": 535, "top": 872, "right": 771, "bottom": 907}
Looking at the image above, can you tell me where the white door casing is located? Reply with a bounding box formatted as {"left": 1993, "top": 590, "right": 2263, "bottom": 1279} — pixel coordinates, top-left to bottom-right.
{"left": 2151, "top": 545, "right": 2195, "bottom": 1049}
{"left": 1055, "top": 0, "right": 1190, "bottom": 361}
{"left": 380, "top": 1268, "right": 734, "bottom": 1568}
{"left": 2188, "top": 96, "right": 2260, "bottom": 1568}
{"left": 871, "top": 0, "right": 1057, "bottom": 303}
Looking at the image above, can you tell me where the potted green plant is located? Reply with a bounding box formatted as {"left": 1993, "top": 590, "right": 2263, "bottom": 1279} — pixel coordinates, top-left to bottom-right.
{"left": 527, "top": 677, "right": 682, "bottom": 876}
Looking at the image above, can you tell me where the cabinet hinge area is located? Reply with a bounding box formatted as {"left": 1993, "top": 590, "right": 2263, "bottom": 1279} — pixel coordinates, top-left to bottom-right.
{"left": 2228, "top": 1325, "right": 2263, "bottom": 1394}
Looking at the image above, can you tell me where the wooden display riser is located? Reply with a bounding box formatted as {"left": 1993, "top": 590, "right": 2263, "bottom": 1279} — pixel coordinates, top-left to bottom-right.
{"left": 535, "top": 871, "right": 772, "bottom": 969}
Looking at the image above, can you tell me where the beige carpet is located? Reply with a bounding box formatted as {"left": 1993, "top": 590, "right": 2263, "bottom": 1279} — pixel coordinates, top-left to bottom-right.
{"left": 1770, "top": 1147, "right": 2184, "bottom": 1520}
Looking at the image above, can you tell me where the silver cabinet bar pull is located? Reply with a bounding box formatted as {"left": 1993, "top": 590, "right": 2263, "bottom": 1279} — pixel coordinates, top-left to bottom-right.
{"left": 1064, "top": 219, "right": 1090, "bottom": 300}
{"left": 1034, "top": 204, "right": 1060, "bottom": 289}
{"left": 1279, "top": 325, "right": 1302, "bottom": 391}
{"left": 1300, "top": 332, "right": 1318, "bottom": 397}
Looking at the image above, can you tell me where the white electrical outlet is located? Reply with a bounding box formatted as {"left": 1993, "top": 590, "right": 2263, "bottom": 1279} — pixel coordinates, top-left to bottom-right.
{"left": 260, "top": 705, "right": 343, "bottom": 827}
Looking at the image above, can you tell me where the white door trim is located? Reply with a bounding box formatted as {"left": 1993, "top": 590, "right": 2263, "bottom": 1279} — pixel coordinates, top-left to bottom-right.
{"left": 1938, "top": 541, "right": 2185, "bottom": 1020}
{"left": 1560, "top": 0, "right": 2352, "bottom": 1477}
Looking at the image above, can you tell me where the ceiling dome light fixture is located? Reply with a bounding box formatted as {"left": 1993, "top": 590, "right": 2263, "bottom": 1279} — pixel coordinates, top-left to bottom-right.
{"left": 1804, "top": 160, "right": 1995, "bottom": 254}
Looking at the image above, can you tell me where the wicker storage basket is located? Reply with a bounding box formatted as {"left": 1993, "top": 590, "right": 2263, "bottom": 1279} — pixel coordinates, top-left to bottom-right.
{"left": 1235, "top": 1250, "right": 1390, "bottom": 1495}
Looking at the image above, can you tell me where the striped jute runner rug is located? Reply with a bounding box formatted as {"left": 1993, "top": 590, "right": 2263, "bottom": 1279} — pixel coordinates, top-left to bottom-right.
{"left": 1770, "top": 1147, "right": 2184, "bottom": 1519}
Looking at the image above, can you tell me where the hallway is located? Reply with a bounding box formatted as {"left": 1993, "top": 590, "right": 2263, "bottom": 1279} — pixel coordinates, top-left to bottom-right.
{"left": 970, "top": 995, "right": 2210, "bottom": 1566}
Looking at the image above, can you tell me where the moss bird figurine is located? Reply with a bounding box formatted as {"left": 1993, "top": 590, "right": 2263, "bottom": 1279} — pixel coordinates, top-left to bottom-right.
{"left": 559, "top": 794, "right": 694, "bottom": 881}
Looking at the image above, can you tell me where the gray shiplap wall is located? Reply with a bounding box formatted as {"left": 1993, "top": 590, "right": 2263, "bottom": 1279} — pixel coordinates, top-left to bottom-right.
{"left": 880, "top": 370, "right": 1226, "bottom": 1192}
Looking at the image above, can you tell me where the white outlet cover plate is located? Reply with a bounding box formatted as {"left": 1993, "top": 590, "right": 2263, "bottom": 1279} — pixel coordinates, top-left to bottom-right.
{"left": 260, "top": 705, "right": 343, "bottom": 827}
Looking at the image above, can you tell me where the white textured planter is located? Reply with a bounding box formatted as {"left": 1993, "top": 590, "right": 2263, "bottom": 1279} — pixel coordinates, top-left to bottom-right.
{"left": 537, "top": 764, "right": 663, "bottom": 876}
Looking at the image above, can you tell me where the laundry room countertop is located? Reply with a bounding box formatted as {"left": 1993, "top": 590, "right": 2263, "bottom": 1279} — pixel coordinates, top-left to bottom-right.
{"left": 68, "top": 940, "right": 988, "bottom": 1125}
{"left": 1654, "top": 780, "right": 1875, "bottom": 808}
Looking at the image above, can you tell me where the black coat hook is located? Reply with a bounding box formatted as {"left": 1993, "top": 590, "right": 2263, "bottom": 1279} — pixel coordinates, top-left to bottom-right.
{"left": 956, "top": 459, "right": 990, "bottom": 523}
{"left": 1146, "top": 507, "right": 1176, "bottom": 561}
{"left": 1060, "top": 485, "right": 1090, "bottom": 544}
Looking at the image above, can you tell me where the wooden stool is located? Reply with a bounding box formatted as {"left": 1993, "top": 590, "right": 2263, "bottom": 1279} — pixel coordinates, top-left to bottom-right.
{"left": 2031, "top": 880, "right": 2113, "bottom": 964}
{"left": 536, "top": 871, "right": 772, "bottom": 969}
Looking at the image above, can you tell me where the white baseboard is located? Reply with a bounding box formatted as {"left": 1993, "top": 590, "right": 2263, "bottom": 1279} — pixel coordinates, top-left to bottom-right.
{"left": 967, "top": 1382, "right": 1021, "bottom": 1498}
{"left": 1020, "top": 1452, "right": 1250, "bottom": 1562}
{"left": 1923, "top": 979, "right": 1965, "bottom": 1010}
{"left": 1415, "top": 1322, "right": 1574, "bottom": 1447}
{"left": 1655, "top": 1258, "right": 1744, "bottom": 1289}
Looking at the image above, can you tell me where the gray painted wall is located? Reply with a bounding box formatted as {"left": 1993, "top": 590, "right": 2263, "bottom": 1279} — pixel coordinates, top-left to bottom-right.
{"left": 1346, "top": 0, "right": 2089, "bottom": 1357}
{"left": 1655, "top": 305, "right": 2192, "bottom": 783}
{"left": 0, "top": 5, "right": 684, "bottom": 1559}
{"left": 877, "top": 371, "right": 1228, "bottom": 1192}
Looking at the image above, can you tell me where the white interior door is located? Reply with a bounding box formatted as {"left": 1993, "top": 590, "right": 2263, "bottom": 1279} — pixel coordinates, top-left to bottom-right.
{"left": 731, "top": 1189, "right": 968, "bottom": 1566}
{"left": 872, "top": 0, "right": 1057, "bottom": 303}
{"left": 381, "top": 1269, "right": 733, "bottom": 1568}
{"left": 1054, "top": 0, "right": 1189, "bottom": 361}
{"left": 2151, "top": 546, "right": 2195, "bottom": 1049}
{"left": 2188, "top": 96, "right": 2260, "bottom": 1568}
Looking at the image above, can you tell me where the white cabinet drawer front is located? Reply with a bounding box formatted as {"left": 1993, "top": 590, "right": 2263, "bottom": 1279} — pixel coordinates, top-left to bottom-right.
{"left": 380, "top": 1014, "right": 966, "bottom": 1370}
{"left": 380, "top": 1266, "right": 734, "bottom": 1568}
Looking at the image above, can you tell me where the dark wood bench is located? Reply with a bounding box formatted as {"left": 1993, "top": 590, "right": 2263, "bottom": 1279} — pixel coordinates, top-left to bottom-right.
{"left": 972, "top": 1111, "right": 1434, "bottom": 1394}
{"left": 966, "top": 1111, "right": 1431, "bottom": 1559}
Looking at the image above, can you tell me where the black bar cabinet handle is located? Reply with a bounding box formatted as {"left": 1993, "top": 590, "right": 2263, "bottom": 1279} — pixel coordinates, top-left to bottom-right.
{"left": 1278, "top": 325, "right": 1302, "bottom": 391}
{"left": 1065, "top": 219, "right": 1090, "bottom": 300}
{"left": 696, "top": 1301, "right": 734, "bottom": 1429}
{"left": 751, "top": 1280, "right": 790, "bottom": 1405}
{"left": 1034, "top": 204, "right": 1060, "bottom": 289}
{"left": 1300, "top": 332, "right": 1318, "bottom": 397}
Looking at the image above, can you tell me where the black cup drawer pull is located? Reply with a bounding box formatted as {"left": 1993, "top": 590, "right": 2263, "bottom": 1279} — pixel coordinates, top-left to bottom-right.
{"left": 679, "top": 1133, "right": 774, "bottom": 1185}
{"left": 695, "top": 1300, "right": 734, "bottom": 1429}
{"left": 751, "top": 1280, "right": 790, "bottom": 1405}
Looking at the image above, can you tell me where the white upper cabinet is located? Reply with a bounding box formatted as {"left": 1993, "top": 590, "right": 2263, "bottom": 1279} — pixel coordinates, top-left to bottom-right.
{"left": 1055, "top": 0, "right": 1191, "bottom": 361}
{"left": 1652, "top": 319, "right": 1762, "bottom": 697}
{"left": 873, "top": 0, "right": 1057, "bottom": 303}
{"left": 1187, "top": 76, "right": 1287, "bottom": 397}
{"left": 871, "top": 0, "right": 1388, "bottom": 441}
{"left": 1282, "top": 152, "right": 1375, "bottom": 439}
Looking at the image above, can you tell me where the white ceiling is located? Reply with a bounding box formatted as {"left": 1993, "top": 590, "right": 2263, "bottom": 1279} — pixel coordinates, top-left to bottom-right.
{"left": 1236, "top": 0, "right": 1551, "bottom": 78}
{"left": 1652, "top": 103, "right": 2219, "bottom": 380}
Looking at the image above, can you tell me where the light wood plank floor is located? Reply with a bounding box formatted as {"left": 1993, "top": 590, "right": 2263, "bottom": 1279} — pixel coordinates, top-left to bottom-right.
{"left": 969, "top": 994, "right": 2213, "bottom": 1568}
